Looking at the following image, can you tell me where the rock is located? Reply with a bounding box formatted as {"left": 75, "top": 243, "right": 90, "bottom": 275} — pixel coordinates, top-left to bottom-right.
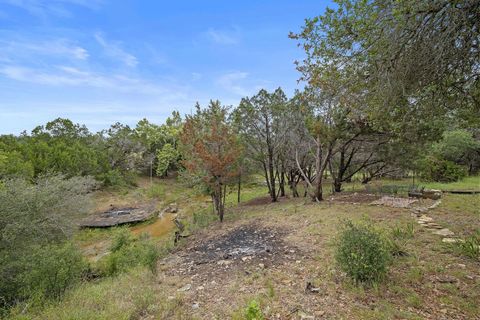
{"left": 316, "top": 310, "right": 326, "bottom": 317}
{"left": 424, "top": 223, "right": 443, "bottom": 229}
{"left": 299, "top": 312, "right": 315, "bottom": 320}
{"left": 436, "top": 275, "right": 458, "bottom": 283}
{"left": 177, "top": 284, "right": 191, "bottom": 292}
{"left": 442, "top": 238, "right": 460, "bottom": 243}
{"left": 428, "top": 200, "right": 442, "bottom": 209}
{"left": 163, "top": 203, "right": 178, "bottom": 213}
{"left": 258, "top": 263, "right": 265, "bottom": 269}
{"left": 305, "top": 282, "right": 321, "bottom": 293}
{"left": 217, "top": 260, "right": 232, "bottom": 266}
{"left": 422, "top": 189, "right": 442, "bottom": 200}
{"left": 418, "top": 215, "right": 433, "bottom": 222}
{"left": 192, "top": 302, "right": 200, "bottom": 309}
{"left": 434, "top": 229, "right": 455, "bottom": 237}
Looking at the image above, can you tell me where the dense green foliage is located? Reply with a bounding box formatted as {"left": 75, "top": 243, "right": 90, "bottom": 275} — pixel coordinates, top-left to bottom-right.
{"left": 0, "top": 115, "right": 183, "bottom": 186}
{"left": 419, "top": 130, "right": 479, "bottom": 182}
{"left": 335, "top": 221, "right": 391, "bottom": 284}
{"left": 0, "top": 175, "right": 94, "bottom": 310}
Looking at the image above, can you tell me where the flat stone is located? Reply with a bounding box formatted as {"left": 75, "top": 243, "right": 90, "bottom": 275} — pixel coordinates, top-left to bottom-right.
{"left": 424, "top": 223, "right": 443, "bottom": 229}
{"left": 177, "top": 284, "right": 192, "bottom": 292}
{"left": 418, "top": 215, "right": 433, "bottom": 222}
{"left": 428, "top": 200, "right": 442, "bottom": 209}
{"left": 217, "top": 260, "right": 232, "bottom": 266}
{"left": 80, "top": 205, "right": 156, "bottom": 228}
{"left": 434, "top": 229, "right": 455, "bottom": 237}
{"left": 442, "top": 238, "right": 463, "bottom": 244}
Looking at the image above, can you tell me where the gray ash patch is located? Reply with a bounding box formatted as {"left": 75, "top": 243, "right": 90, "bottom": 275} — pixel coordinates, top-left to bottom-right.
{"left": 170, "top": 224, "right": 298, "bottom": 276}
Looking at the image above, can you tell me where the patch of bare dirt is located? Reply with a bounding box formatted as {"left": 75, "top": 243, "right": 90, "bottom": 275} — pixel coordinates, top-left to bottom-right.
{"left": 167, "top": 223, "right": 300, "bottom": 278}
{"left": 328, "top": 191, "right": 381, "bottom": 204}
{"left": 370, "top": 196, "right": 418, "bottom": 208}
{"left": 242, "top": 196, "right": 290, "bottom": 206}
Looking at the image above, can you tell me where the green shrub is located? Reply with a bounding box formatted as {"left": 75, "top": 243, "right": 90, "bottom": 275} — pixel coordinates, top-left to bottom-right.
{"left": 0, "top": 242, "right": 86, "bottom": 312}
{"left": 23, "top": 243, "right": 87, "bottom": 301}
{"left": 244, "top": 300, "right": 264, "bottom": 320}
{"left": 0, "top": 175, "right": 94, "bottom": 311}
{"left": 419, "top": 156, "right": 467, "bottom": 182}
{"left": 98, "top": 169, "right": 128, "bottom": 187}
{"left": 99, "top": 231, "right": 159, "bottom": 276}
{"left": 335, "top": 220, "right": 391, "bottom": 284}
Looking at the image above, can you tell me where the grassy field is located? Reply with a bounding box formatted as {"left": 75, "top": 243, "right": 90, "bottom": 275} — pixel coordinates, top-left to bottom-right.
{"left": 11, "top": 176, "right": 480, "bottom": 319}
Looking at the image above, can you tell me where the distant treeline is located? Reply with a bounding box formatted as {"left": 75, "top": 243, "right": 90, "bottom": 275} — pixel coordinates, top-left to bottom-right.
{"left": 0, "top": 113, "right": 183, "bottom": 186}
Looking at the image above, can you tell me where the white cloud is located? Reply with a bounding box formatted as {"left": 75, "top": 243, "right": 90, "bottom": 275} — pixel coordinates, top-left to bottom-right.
{"left": 3, "top": 0, "right": 103, "bottom": 18}
{"left": 205, "top": 27, "right": 240, "bottom": 45}
{"left": 0, "top": 65, "right": 168, "bottom": 94}
{"left": 216, "top": 71, "right": 250, "bottom": 96}
{"left": 0, "top": 38, "right": 89, "bottom": 60}
{"left": 94, "top": 32, "right": 138, "bottom": 67}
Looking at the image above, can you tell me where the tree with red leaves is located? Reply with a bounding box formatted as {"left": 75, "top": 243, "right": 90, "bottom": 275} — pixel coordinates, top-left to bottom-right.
{"left": 180, "top": 100, "right": 241, "bottom": 222}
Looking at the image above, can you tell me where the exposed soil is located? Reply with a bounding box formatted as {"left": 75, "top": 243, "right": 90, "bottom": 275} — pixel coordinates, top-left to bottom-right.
{"left": 328, "top": 191, "right": 381, "bottom": 204}
{"left": 166, "top": 223, "right": 301, "bottom": 278}
{"left": 242, "top": 195, "right": 290, "bottom": 206}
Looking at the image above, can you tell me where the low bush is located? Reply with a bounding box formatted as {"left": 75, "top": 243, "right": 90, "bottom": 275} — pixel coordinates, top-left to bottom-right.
{"left": 419, "top": 156, "right": 467, "bottom": 182}
{"left": 23, "top": 243, "right": 87, "bottom": 301}
{"left": 0, "top": 242, "right": 86, "bottom": 311}
{"left": 335, "top": 220, "right": 391, "bottom": 284}
{"left": 99, "top": 230, "right": 159, "bottom": 276}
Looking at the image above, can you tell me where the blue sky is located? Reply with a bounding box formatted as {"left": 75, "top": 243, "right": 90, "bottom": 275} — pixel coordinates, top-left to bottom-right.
{"left": 0, "top": 0, "right": 331, "bottom": 134}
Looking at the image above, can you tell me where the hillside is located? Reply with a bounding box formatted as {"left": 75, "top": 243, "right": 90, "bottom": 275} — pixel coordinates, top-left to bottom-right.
{"left": 11, "top": 178, "right": 479, "bottom": 319}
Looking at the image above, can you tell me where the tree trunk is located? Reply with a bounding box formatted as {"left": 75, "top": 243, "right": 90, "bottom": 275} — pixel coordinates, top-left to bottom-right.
{"left": 237, "top": 174, "right": 241, "bottom": 203}
{"left": 279, "top": 171, "right": 285, "bottom": 197}
{"left": 265, "top": 115, "right": 277, "bottom": 202}
{"left": 312, "top": 141, "right": 324, "bottom": 201}
{"left": 268, "top": 154, "right": 277, "bottom": 202}
{"left": 213, "top": 180, "right": 225, "bottom": 222}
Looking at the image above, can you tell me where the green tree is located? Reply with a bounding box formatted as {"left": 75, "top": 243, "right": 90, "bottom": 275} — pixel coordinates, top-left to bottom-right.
{"left": 432, "top": 130, "right": 480, "bottom": 174}
{"left": 291, "top": 0, "right": 479, "bottom": 127}
{"left": 233, "top": 88, "right": 289, "bottom": 202}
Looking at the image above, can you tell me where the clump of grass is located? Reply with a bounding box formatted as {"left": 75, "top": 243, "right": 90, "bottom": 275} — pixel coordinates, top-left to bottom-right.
{"left": 456, "top": 230, "right": 480, "bottom": 261}
{"left": 192, "top": 209, "right": 217, "bottom": 228}
{"left": 335, "top": 220, "right": 391, "bottom": 284}
{"left": 98, "top": 230, "right": 159, "bottom": 276}
{"left": 145, "top": 183, "right": 165, "bottom": 199}
{"left": 388, "top": 222, "right": 415, "bottom": 257}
